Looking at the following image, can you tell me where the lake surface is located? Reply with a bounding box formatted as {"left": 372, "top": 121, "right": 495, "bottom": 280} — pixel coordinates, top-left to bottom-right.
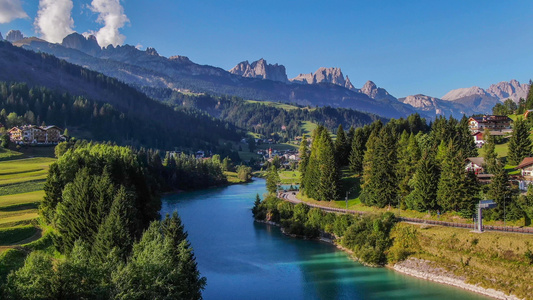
{"left": 161, "top": 179, "right": 487, "bottom": 300}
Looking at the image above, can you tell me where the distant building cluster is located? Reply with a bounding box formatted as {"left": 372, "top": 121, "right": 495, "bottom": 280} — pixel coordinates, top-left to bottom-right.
{"left": 8, "top": 125, "right": 65, "bottom": 145}
{"left": 468, "top": 115, "right": 512, "bottom": 147}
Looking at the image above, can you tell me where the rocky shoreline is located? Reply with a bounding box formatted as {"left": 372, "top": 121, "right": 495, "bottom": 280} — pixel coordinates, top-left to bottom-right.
{"left": 392, "top": 258, "right": 522, "bottom": 300}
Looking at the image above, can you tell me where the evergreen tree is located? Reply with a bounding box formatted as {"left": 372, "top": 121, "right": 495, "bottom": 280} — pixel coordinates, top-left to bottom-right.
{"left": 487, "top": 161, "right": 513, "bottom": 220}
{"left": 92, "top": 186, "right": 137, "bottom": 261}
{"left": 405, "top": 151, "right": 440, "bottom": 211}
{"left": 508, "top": 118, "right": 532, "bottom": 165}
{"left": 298, "top": 135, "right": 309, "bottom": 182}
{"left": 252, "top": 194, "right": 262, "bottom": 218}
{"left": 396, "top": 131, "right": 420, "bottom": 199}
{"left": 266, "top": 165, "right": 280, "bottom": 194}
{"left": 301, "top": 126, "right": 325, "bottom": 199}
{"left": 317, "top": 129, "right": 341, "bottom": 200}
{"left": 436, "top": 142, "right": 478, "bottom": 213}
{"left": 360, "top": 126, "right": 398, "bottom": 207}
{"left": 482, "top": 128, "right": 498, "bottom": 174}
{"left": 456, "top": 115, "right": 478, "bottom": 159}
{"left": 526, "top": 82, "right": 533, "bottom": 110}
{"left": 348, "top": 127, "right": 366, "bottom": 173}
{"left": 334, "top": 124, "right": 350, "bottom": 166}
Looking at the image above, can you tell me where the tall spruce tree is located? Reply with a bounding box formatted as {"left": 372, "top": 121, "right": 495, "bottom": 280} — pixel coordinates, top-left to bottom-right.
{"left": 456, "top": 115, "right": 478, "bottom": 159}
{"left": 482, "top": 128, "right": 498, "bottom": 174}
{"left": 317, "top": 129, "right": 341, "bottom": 200}
{"left": 360, "top": 126, "right": 398, "bottom": 207}
{"left": 405, "top": 151, "right": 440, "bottom": 211}
{"left": 349, "top": 127, "right": 366, "bottom": 174}
{"left": 396, "top": 131, "right": 421, "bottom": 199}
{"left": 266, "top": 165, "right": 280, "bottom": 194}
{"left": 298, "top": 134, "right": 309, "bottom": 179}
{"left": 508, "top": 118, "right": 532, "bottom": 165}
{"left": 487, "top": 160, "right": 513, "bottom": 220}
{"left": 334, "top": 124, "right": 350, "bottom": 166}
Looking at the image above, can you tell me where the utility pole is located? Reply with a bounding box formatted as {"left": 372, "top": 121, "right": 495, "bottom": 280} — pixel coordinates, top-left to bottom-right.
{"left": 345, "top": 191, "right": 349, "bottom": 213}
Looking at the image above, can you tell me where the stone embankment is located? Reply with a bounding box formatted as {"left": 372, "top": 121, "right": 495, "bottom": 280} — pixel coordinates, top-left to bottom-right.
{"left": 393, "top": 258, "right": 522, "bottom": 300}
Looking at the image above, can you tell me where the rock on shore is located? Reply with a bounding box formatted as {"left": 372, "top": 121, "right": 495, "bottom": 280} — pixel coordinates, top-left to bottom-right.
{"left": 393, "top": 258, "right": 522, "bottom": 300}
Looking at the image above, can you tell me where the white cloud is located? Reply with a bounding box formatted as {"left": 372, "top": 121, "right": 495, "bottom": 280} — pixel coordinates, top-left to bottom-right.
{"left": 34, "top": 0, "right": 74, "bottom": 43}
{"left": 0, "top": 0, "right": 29, "bottom": 24}
{"left": 89, "top": 0, "right": 129, "bottom": 47}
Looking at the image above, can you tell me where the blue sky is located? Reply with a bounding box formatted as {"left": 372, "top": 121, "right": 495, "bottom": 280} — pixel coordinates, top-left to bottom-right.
{"left": 1, "top": 0, "right": 532, "bottom": 98}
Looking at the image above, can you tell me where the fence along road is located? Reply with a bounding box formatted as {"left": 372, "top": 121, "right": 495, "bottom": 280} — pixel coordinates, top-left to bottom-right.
{"left": 278, "top": 191, "right": 533, "bottom": 234}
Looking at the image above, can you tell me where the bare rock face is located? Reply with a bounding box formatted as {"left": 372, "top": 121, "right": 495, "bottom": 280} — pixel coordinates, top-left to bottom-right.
{"left": 442, "top": 80, "right": 529, "bottom": 103}
{"left": 145, "top": 47, "right": 159, "bottom": 56}
{"left": 291, "top": 67, "right": 346, "bottom": 86}
{"left": 441, "top": 86, "right": 491, "bottom": 101}
{"left": 229, "top": 58, "right": 288, "bottom": 83}
{"left": 62, "top": 33, "right": 101, "bottom": 56}
{"left": 344, "top": 75, "right": 356, "bottom": 91}
{"left": 0, "top": 32, "right": 3, "bottom": 40}
{"left": 359, "top": 80, "right": 397, "bottom": 101}
{"left": 486, "top": 79, "right": 529, "bottom": 101}
{"left": 6, "top": 30, "right": 24, "bottom": 43}
{"left": 400, "top": 94, "right": 440, "bottom": 110}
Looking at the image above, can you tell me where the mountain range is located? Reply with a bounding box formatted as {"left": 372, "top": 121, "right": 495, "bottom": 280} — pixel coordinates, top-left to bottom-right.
{"left": 1, "top": 30, "right": 530, "bottom": 119}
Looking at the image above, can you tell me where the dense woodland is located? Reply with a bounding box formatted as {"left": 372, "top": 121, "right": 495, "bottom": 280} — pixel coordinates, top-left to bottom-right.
{"left": 0, "top": 142, "right": 235, "bottom": 299}
{"left": 141, "top": 87, "right": 386, "bottom": 140}
{"left": 295, "top": 113, "right": 533, "bottom": 222}
{"left": 0, "top": 82, "right": 241, "bottom": 153}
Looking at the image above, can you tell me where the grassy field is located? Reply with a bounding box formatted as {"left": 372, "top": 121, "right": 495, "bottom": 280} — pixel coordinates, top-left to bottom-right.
{"left": 278, "top": 170, "right": 300, "bottom": 184}
{"left": 0, "top": 157, "right": 55, "bottom": 252}
{"left": 400, "top": 223, "right": 533, "bottom": 299}
{"left": 256, "top": 143, "right": 298, "bottom": 151}
{"left": 245, "top": 100, "right": 303, "bottom": 111}
{"left": 300, "top": 121, "right": 318, "bottom": 136}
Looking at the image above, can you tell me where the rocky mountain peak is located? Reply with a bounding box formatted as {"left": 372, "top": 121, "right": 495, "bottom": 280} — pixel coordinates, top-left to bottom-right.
{"left": 146, "top": 47, "right": 159, "bottom": 56}
{"left": 169, "top": 55, "right": 192, "bottom": 64}
{"left": 290, "top": 67, "right": 346, "bottom": 86}
{"left": 486, "top": 80, "right": 529, "bottom": 101}
{"left": 6, "top": 30, "right": 24, "bottom": 43}
{"left": 62, "top": 32, "right": 101, "bottom": 55}
{"left": 229, "top": 58, "right": 288, "bottom": 83}
{"left": 345, "top": 75, "right": 355, "bottom": 90}
{"left": 441, "top": 86, "right": 490, "bottom": 101}
{"left": 359, "top": 80, "right": 396, "bottom": 101}
{"left": 0, "top": 32, "right": 3, "bottom": 40}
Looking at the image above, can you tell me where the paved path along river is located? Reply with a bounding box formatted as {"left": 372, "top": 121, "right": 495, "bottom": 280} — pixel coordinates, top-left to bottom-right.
{"left": 161, "top": 179, "right": 488, "bottom": 300}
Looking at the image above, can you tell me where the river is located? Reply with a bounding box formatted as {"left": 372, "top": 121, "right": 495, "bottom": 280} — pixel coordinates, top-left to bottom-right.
{"left": 161, "top": 178, "right": 488, "bottom": 300}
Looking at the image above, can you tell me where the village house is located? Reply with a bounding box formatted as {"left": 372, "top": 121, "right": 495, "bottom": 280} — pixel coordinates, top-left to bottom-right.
{"left": 471, "top": 130, "right": 507, "bottom": 147}
{"left": 468, "top": 115, "right": 512, "bottom": 133}
{"left": 516, "top": 157, "right": 533, "bottom": 178}
{"left": 465, "top": 157, "right": 485, "bottom": 174}
{"left": 8, "top": 125, "right": 63, "bottom": 145}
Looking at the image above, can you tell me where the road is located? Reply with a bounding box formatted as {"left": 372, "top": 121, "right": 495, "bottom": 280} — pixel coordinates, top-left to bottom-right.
{"left": 278, "top": 191, "right": 533, "bottom": 234}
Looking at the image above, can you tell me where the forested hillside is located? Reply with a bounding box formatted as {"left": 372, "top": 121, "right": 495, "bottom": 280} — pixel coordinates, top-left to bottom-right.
{"left": 141, "top": 87, "right": 387, "bottom": 139}
{"left": 0, "top": 41, "right": 241, "bottom": 150}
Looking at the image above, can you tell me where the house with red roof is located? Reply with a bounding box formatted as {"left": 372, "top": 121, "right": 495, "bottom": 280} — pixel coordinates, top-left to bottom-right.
{"left": 516, "top": 157, "right": 533, "bottom": 177}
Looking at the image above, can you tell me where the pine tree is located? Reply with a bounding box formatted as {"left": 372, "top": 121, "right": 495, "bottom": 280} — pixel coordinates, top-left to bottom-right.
{"left": 487, "top": 161, "right": 512, "bottom": 220}
{"left": 525, "top": 82, "right": 533, "bottom": 110}
{"left": 266, "top": 165, "right": 280, "bottom": 194}
{"left": 508, "top": 118, "right": 532, "bottom": 165}
{"left": 334, "top": 124, "right": 349, "bottom": 166}
{"left": 317, "top": 129, "right": 341, "bottom": 200}
{"left": 436, "top": 142, "right": 477, "bottom": 212}
{"left": 301, "top": 126, "right": 324, "bottom": 199}
{"left": 405, "top": 151, "right": 440, "bottom": 211}
{"left": 482, "top": 128, "right": 498, "bottom": 174}
{"left": 298, "top": 134, "right": 309, "bottom": 182}
{"left": 456, "top": 115, "right": 478, "bottom": 159}
{"left": 92, "top": 186, "right": 137, "bottom": 260}
{"left": 349, "top": 127, "right": 366, "bottom": 174}
{"left": 360, "top": 126, "right": 398, "bottom": 207}
{"left": 396, "top": 131, "right": 419, "bottom": 199}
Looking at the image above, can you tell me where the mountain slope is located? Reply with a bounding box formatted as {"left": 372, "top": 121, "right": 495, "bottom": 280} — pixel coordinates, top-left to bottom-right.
{"left": 0, "top": 41, "right": 240, "bottom": 150}
{"left": 13, "top": 33, "right": 418, "bottom": 119}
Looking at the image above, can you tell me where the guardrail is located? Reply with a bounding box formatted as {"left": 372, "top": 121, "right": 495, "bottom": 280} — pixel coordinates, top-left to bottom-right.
{"left": 278, "top": 192, "right": 533, "bottom": 234}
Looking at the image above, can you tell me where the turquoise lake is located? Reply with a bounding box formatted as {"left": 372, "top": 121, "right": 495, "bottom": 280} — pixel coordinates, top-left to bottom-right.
{"left": 161, "top": 178, "right": 488, "bottom": 299}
